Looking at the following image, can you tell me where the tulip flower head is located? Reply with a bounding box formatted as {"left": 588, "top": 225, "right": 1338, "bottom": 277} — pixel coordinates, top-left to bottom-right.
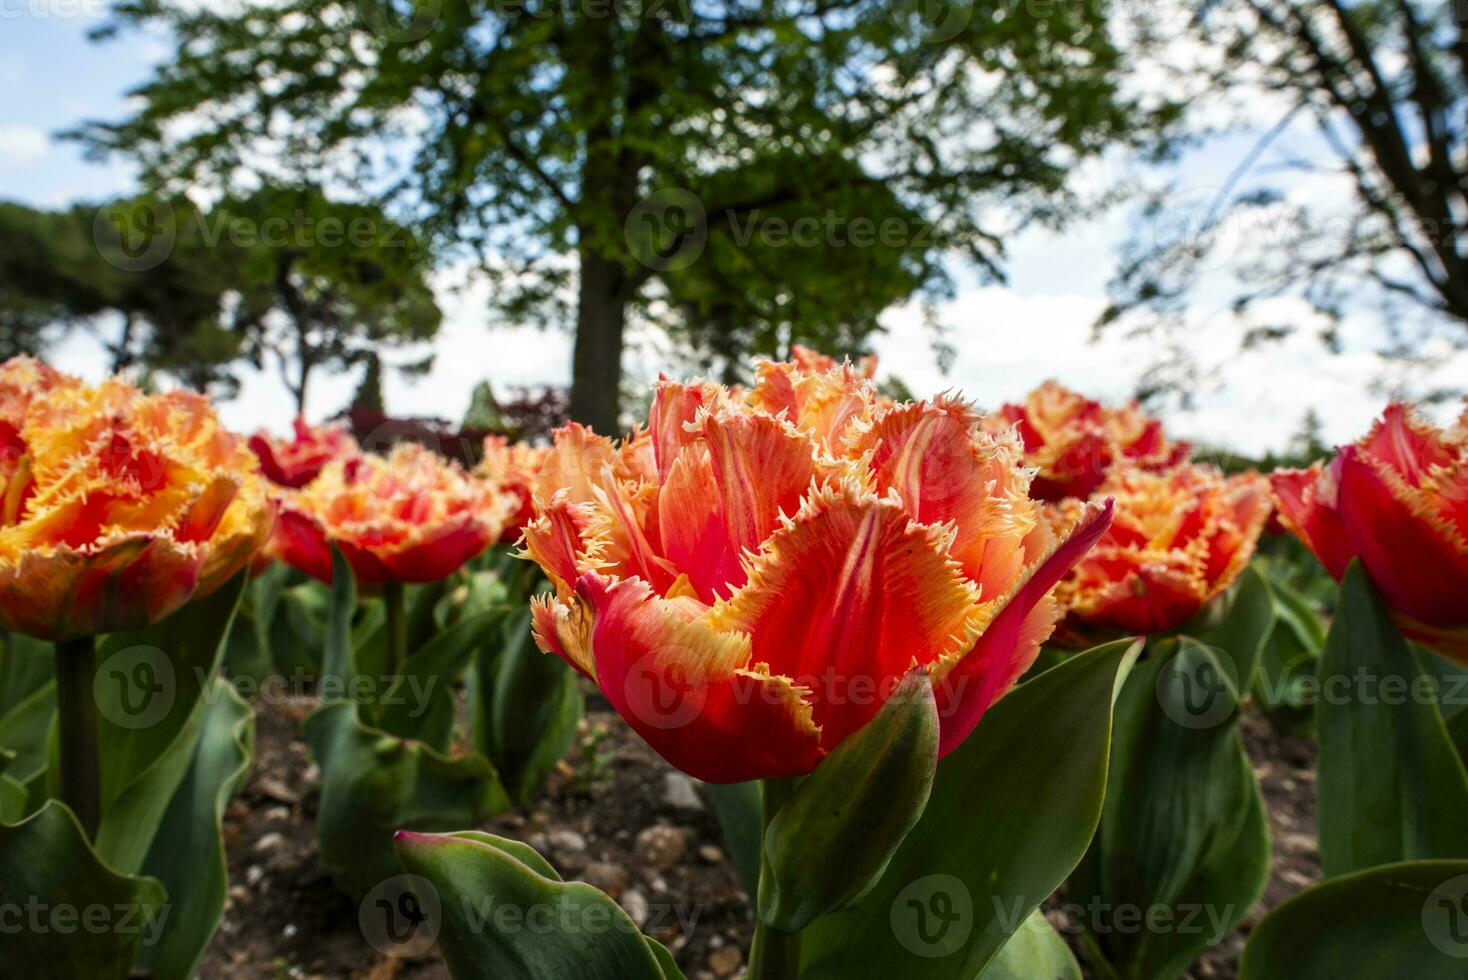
{"left": 1272, "top": 403, "right": 1468, "bottom": 662}
{"left": 521, "top": 359, "right": 1113, "bottom": 782}
{"left": 991, "top": 381, "right": 1191, "bottom": 502}
{"left": 476, "top": 435, "right": 551, "bottom": 545}
{"left": 0, "top": 357, "right": 273, "bottom": 641}
{"left": 249, "top": 417, "right": 361, "bottom": 488}
{"left": 274, "top": 442, "right": 514, "bottom": 585}
{"left": 1052, "top": 463, "right": 1271, "bottom": 638}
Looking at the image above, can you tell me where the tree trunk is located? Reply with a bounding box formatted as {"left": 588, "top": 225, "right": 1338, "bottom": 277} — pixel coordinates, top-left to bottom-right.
{"left": 569, "top": 246, "right": 627, "bottom": 435}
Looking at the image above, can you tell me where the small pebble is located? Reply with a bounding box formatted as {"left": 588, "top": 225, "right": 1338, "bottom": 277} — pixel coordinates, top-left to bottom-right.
{"left": 634, "top": 825, "right": 688, "bottom": 870}
{"left": 708, "top": 946, "right": 742, "bottom": 977}
{"left": 620, "top": 888, "right": 650, "bottom": 928}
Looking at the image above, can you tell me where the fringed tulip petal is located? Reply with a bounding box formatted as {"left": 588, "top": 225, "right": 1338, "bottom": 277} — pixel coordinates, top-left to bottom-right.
{"left": 580, "top": 573, "right": 824, "bottom": 783}
{"left": 1270, "top": 402, "right": 1468, "bottom": 665}
{"left": 0, "top": 358, "right": 271, "bottom": 641}
{"left": 707, "top": 481, "right": 980, "bottom": 748}
{"left": 935, "top": 499, "right": 1114, "bottom": 755}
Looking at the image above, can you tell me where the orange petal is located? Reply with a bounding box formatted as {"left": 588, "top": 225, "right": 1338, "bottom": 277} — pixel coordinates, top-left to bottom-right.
{"left": 935, "top": 498, "right": 1113, "bottom": 755}
{"left": 707, "top": 481, "right": 980, "bottom": 750}
{"left": 657, "top": 410, "right": 817, "bottom": 601}
{"left": 578, "top": 573, "right": 824, "bottom": 782}
{"left": 854, "top": 398, "right": 1038, "bottom": 597}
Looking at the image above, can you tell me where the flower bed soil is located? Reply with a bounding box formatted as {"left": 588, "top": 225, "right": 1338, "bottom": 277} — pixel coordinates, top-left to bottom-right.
{"left": 200, "top": 692, "right": 1320, "bottom": 979}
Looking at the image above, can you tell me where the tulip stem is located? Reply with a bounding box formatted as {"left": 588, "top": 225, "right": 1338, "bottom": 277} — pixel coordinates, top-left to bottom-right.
{"left": 749, "top": 778, "right": 802, "bottom": 980}
{"left": 54, "top": 635, "right": 101, "bottom": 839}
{"left": 383, "top": 581, "right": 408, "bottom": 676}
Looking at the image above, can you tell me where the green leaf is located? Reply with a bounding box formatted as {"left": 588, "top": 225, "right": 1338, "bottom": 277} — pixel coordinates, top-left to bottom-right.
{"left": 304, "top": 699, "right": 511, "bottom": 901}
{"left": 707, "top": 780, "right": 762, "bottom": 899}
{"left": 0, "top": 678, "right": 55, "bottom": 785}
{"left": 1190, "top": 563, "right": 1276, "bottom": 693}
{"left": 1070, "top": 639, "right": 1270, "bottom": 980}
{"left": 1316, "top": 562, "right": 1468, "bottom": 877}
{"left": 980, "top": 910, "right": 1081, "bottom": 980}
{"left": 91, "top": 573, "right": 248, "bottom": 874}
{"left": 393, "top": 830, "right": 683, "bottom": 980}
{"left": 762, "top": 670, "right": 938, "bottom": 931}
{"left": 472, "top": 606, "right": 584, "bottom": 803}
{"left": 798, "top": 639, "right": 1141, "bottom": 979}
{"left": 374, "top": 609, "right": 500, "bottom": 749}
{"left": 1240, "top": 859, "right": 1468, "bottom": 979}
{"left": 0, "top": 801, "right": 167, "bottom": 979}
{"left": 321, "top": 548, "right": 358, "bottom": 686}
{"left": 132, "top": 677, "right": 254, "bottom": 980}
{"left": 0, "top": 631, "right": 52, "bottom": 718}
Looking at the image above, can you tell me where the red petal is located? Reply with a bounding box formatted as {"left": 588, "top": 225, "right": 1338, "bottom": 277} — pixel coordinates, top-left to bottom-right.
{"left": 1335, "top": 446, "right": 1468, "bottom": 628}
{"left": 273, "top": 507, "right": 335, "bottom": 583}
{"left": 935, "top": 498, "right": 1113, "bottom": 756}
{"left": 1270, "top": 464, "right": 1354, "bottom": 580}
{"left": 579, "top": 573, "right": 824, "bottom": 782}
{"left": 707, "top": 482, "right": 980, "bottom": 750}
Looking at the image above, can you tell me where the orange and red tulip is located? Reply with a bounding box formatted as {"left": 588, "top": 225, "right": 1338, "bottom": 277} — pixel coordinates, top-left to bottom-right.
{"left": 0, "top": 357, "right": 272, "bottom": 641}
{"left": 476, "top": 435, "right": 551, "bottom": 545}
{"left": 1272, "top": 403, "right": 1468, "bottom": 663}
{"left": 248, "top": 417, "right": 360, "bottom": 488}
{"left": 991, "top": 381, "right": 1191, "bottom": 502}
{"left": 273, "top": 442, "right": 513, "bottom": 585}
{"left": 521, "top": 358, "right": 1113, "bottom": 783}
{"left": 1054, "top": 464, "right": 1271, "bottom": 637}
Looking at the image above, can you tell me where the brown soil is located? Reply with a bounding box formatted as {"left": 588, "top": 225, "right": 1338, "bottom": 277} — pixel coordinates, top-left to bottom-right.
{"left": 201, "top": 694, "right": 1319, "bottom": 979}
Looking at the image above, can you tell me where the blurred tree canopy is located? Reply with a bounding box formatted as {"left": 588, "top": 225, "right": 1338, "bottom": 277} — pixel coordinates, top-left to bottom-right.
{"left": 77, "top": 0, "right": 1178, "bottom": 432}
{"left": 0, "top": 188, "right": 441, "bottom": 412}
{"left": 1101, "top": 0, "right": 1468, "bottom": 405}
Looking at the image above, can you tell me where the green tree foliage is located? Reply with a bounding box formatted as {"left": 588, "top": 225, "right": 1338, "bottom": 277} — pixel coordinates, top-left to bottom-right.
{"left": 1, "top": 188, "right": 440, "bottom": 411}
{"left": 216, "top": 186, "right": 442, "bottom": 413}
{"left": 77, "top": 0, "right": 1177, "bottom": 431}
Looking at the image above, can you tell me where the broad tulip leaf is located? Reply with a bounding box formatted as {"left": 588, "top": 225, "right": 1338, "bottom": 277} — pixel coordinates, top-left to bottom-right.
{"left": 707, "top": 780, "right": 762, "bottom": 898}
{"left": 980, "top": 910, "right": 1081, "bottom": 980}
{"left": 1189, "top": 564, "right": 1275, "bottom": 694}
{"left": 393, "top": 830, "right": 683, "bottom": 980}
{"left": 1240, "top": 859, "right": 1468, "bottom": 978}
{"left": 92, "top": 573, "right": 248, "bottom": 873}
{"left": 0, "top": 802, "right": 167, "bottom": 979}
{"left": 0, "top": 678, "right": 55, "bottom": 785}
{"left": 374, "top": 609, "right": 500, "bottom": 749}
{"left": 1070, "top": 639, "right": 1270, "bottom": 980}
{"left": 0, "top": 773, "right": 25, "bottom": 820}
{"left": 305, "top": 699, "right": 510, "bottom": 900}
{"left": 321, "top": 549, "right": 358, "bottom": 686}
{"left": 1252, "top": 577, "right": 1324, "bottom": 728}
{"left": 799, "top": 638, "right": 1140, "bottom": 979}
{"left": 762, "top": 670, "right": 938, "bottom": 932}
{"left": 1316, "top": 562, "right": 1468, "bottom": 877}
{"left": 223, "top": 561, "right": 291, "bottom": 685}
{"left": 472, "top": 605, "right": 584, "bottom": 803}
{"left": 132, "top": 677, "right": 254, "bottom": 980}
{"left": 0, "top": 631, "right": 52, "bottom": 717}
{"left": 1419, "top": 647, "right": 1468, "bottom": 766}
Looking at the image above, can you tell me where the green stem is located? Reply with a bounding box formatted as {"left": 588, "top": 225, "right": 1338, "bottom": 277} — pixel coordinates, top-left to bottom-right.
{"left": 749, "top": 777, "right": 803, "bottom": 980}
{"left": 54, "top": 635, "right": 101, "bottom": 838}
{"left": 383, "top": 581, "right": 408, "bottom": 676}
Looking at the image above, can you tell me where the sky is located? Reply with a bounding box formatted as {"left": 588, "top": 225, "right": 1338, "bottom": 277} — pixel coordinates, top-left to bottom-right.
{"left": 2, "top": 4, "right": 1462, "bottom": 456}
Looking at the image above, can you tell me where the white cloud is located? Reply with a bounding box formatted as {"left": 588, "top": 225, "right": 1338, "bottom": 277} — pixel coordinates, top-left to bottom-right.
{"left": 0, "top": 125, "right": 50, "bottom": 166}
